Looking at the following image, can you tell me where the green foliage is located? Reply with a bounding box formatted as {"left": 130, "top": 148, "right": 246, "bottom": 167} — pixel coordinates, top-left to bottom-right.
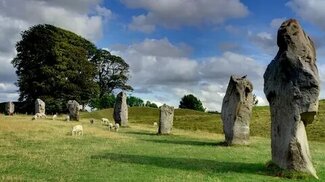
{"left": 127, "top": 96, "right": 144, "bottom": 107}
{"left": 91, "top": 49, "right": 133, "bottom": 98}
{"left": 89, "top": 93, "right": 116, "bottom": 109}
{"left": 179, "top": 94, "right": 205, "bottom": 112}
{"left": 12, "top": 24, "right": 98, "bottom": 113}
{"left": 145, "top": 101, "right": 158, "bottom": 108}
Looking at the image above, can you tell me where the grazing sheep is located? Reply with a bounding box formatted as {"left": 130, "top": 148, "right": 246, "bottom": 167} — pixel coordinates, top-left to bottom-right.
{"left": 114, "top": 123, "right": 120, "bottom": 132}
{"left": 32, "top": 115, "right": 37, "bottom": 120}
{"left": 72, "top": 125, "right": 83, "bottom": 136}
{"left": 107, "top": 122, "right": 114, "bottom": 130}
{"left": 52, "top": 114, "right": 57, "bottom": 120}
{"left": 101, "top": 118, "right": 109, "bottom": 125}
{"left": 35, "top": 113, "right": 47, "bottom": 118}
{"left": 90, "top": 119, "right": 94, "bottom": 124}
{"left": 65, "top": 115, "right": 70, "bottom": 122}
{"left": 153, "top": 122, "right": 158, "bottom": 126}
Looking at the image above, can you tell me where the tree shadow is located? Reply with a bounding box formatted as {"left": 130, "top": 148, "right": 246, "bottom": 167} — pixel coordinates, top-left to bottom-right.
{"left": 91, "top": 153, "right": 268, "bottom": 176}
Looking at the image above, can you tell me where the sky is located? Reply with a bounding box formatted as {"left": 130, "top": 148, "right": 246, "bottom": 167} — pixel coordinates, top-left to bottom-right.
{"left": 0, "top": 0, "right": 325, "bottom": 111}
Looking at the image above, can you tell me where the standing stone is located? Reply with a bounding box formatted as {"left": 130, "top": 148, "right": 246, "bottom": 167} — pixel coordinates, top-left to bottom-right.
{"left": 67, "top": 100, "right": 80, "bottom": 121}
{"left": 113, "top": 92, "right": 128, "bottom": 126}
{"left": 158, "top": 104, "right": 174, "bottom": 134}
{"left": 264, "top": 19, "right": 319, "bottom": 178}
{"left": 5, "top": 101, "right": 15, "bottom": 115}
{"left": 221, "top": 75, "right": 253, "bottom": 145}
{"left": 35, "top": 98, "right": 45, "bottom": 114}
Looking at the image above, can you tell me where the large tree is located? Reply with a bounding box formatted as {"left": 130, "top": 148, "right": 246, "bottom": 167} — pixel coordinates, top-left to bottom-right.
{"left": 12, "top": 24, "right": 98, "bottom": 113}
{"left": 179, "top": 94, "right": 205, "bottom": 112}
{"left": 91, "top": 49, "right": 133, "bottom": 98}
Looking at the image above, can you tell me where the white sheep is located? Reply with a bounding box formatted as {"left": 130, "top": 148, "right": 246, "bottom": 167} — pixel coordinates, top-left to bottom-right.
{"left": 52, "top": 114, "right": 57, "bottom": 120}
{"left": 107, "top": 122, "right": 114, "bottom": 130}
{"left": 72, "top": 125, "right": 83, "bottom": 136}
{"left": 65, "top": 115, "right": 70, "bottom": 122}
{"left": 101, "top": 118, "right": 109, "bottom": 125}
{"left": 32, "top": 115, "right": 37, "bottom": 120}
{"left": 153, "top": 122, "right": 158, "bottom": 126}
{"left": 114, "top": 123, "right": 120, "bottom": 132}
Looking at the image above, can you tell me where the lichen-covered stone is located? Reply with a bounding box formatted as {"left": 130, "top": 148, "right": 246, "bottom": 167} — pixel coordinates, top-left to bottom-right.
{"left": 35, "top": 98, "right": 45, "bottom": 114}
{"left": 113, "top": 92, "right": 128, "bottom": 126}
{"left": 221, "top": 75, "right": 253, "bottom": 145}
{"left": 264, "top": 19, "right": 319, "bottom": 179}
{"left": 158, "top": 104, "right": 174, "bottom": 134}
{"left": 67, "top": 100, "right": 80, "bottom": 121}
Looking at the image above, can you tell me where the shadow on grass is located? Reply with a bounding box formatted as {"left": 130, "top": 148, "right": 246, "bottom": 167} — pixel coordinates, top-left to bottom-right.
{"left": 91, "top": 153, "right": 268, "bottom": 175}
{"left": 124, "top": 131, "right": 158, "bottom": 136}
{"left": 143, "top": 139, "right": 222, "bottom": 147}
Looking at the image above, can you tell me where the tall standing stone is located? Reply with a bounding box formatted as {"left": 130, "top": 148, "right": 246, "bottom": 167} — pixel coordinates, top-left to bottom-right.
{"left": 67, "top": 100, "right": 80, "bottom": 121}
{"left": 158, "top": 104, "right": 174, "bottom": 134}
{"left": 113, "top": 92, "right": 128, "bottom": 126}
{"left": 264, "top": 19, "right": 319, "bottom": 178}
{"left": 5, "top": 101, "right": 15, "bottom": 115}
{"left": 221, "top": 75, "right": 253, "bottom": 145}
{"left": 35, "top": 98, "right": 45, "bottom": 114}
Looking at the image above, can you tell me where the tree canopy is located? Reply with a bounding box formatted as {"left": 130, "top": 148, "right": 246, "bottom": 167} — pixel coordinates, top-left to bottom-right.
{"left": 127, "top": 96, "right": 144, "bottom": 107}
{"left": 91, "top": 49, "right": 133, "bottom": 98}
{"left": 12, "top": 24, "right": 98, "bottom": 113}
{"left": 179, "top": 94, "right": 205, "bottom": 112}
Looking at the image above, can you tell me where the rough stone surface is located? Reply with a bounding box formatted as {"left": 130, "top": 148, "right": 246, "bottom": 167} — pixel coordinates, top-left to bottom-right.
{"left": 113, "top": 92, "right": 128, "bottom": 126}
{"left": 67, "top": 100, "right": 80, "bottom": 121}
{"left": 221, "top": 75, "right": 253, "bottom": 145}
{"left": 5, "top": 101, "right": 15, "bottom": 115}
{"left": 158, "top": 104, "right": 174, "bottom": 134}
{"left": 35, "top": 98, "right": 45, "bottom": 114}
{"left": 264, "top": 19, "right": 319, "bottom": 178}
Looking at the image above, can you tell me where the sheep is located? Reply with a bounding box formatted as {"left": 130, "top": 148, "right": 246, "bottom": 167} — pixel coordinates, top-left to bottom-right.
{"left": 101, "top": 118, "right": 109, "bottom": 125}
{"left": 35, "top": 113, "right": 47, "bottom": 118}
{"left": 52, "top": 114, "right": 57, "bottom": 120}
{"left": 32, "top": 115, "right": 37, "bottom": 120}
{"left": 153, "top": 122, "right": 158, "bottom": 126}
{"left": 107, "top": 122, "right": 114, "bottom": 130}
{"left": 114, "top": 123, "right": 120, "bottom": 132}
{"left": 65, "top": 115, "right": 70, "bottom": 122}
{"left": 71, "top": 125, "right": 83, "bottom": 136}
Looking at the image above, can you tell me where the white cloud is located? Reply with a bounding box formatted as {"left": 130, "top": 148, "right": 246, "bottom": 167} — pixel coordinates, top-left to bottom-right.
{"left": 122, "top": 0, "right": 249, "bottom": 32}
{"left": 270, "top": 17, "right": 286, "bottom": 29}
{"left": 287, "top": 0, "right": 325, "bottom": 30}
{"left": 0, "top": 0, "right": 111, "bottom": 102}
{"left": 110, "top": 38, "right": 266, "bottom": 111}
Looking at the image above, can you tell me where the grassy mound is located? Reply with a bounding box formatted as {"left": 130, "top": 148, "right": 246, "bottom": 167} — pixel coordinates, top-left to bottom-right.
{"left": 81, "top": 100, "right": 325, "bottom": 142}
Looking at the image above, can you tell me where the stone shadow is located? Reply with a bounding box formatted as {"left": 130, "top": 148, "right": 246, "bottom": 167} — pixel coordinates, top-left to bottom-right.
{"left": 91, "top": 153, "right": 268, "bottom": 175}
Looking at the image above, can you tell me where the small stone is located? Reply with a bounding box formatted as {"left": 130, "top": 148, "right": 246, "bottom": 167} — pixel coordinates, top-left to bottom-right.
{"left": 67, "top": 100, "right": 80, "bottom": 121}
{"left": 35, "top": 98, "right": 45, "bottom": 114}
{"left": 158, "top": 104, "right": 174, "bottom": 134}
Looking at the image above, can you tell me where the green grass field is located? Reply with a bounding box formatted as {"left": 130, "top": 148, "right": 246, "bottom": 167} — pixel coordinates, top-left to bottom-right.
{"left": 0, "top": 101, "right": 324, "bottom": 181}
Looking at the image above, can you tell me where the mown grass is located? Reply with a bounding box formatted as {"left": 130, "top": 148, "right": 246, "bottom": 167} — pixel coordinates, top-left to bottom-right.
{"left": 0, "top": 101, "right": 324, "bottom": 181}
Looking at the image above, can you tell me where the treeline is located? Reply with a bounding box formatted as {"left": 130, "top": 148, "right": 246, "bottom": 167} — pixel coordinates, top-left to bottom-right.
{"left": 12, "top": 24, "right": 132, "bottom": 114}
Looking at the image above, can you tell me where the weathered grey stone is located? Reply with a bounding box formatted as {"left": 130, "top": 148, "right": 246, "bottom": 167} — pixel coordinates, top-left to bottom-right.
{"left": 264, "top": 19, "right": 319, "bottom": 179}
{"left": 35, "top": 98, "right": 45, "bottom": 114}
{"left": 221, "top": 75, "right": 253, "bottom": 145}
{"left": 67, "top": 100, "right": 80, "bottom": 121}
{"left": 5, "top": 101, "right": 15, "bottom": 115}
{"left": 113, "top": 92, "right": 128, "bottom": 126}
{"left": 158, "top": 104, "right": 174, "bottom": 134}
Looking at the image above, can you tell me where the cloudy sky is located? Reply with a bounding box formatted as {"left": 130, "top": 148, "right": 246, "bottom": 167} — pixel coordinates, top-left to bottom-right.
{"left": 1, "top": 0, "right": 325, "bottom": 111}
